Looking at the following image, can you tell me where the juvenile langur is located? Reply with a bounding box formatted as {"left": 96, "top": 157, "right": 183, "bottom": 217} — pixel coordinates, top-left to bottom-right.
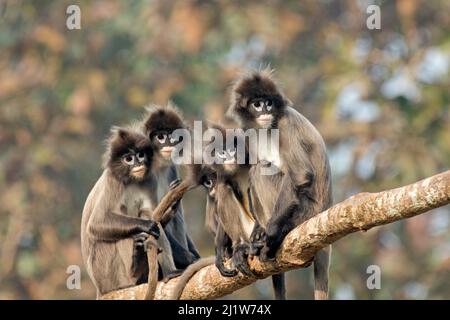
{"left": 189, "top": 125, "right": 287, "bottom": 300}
{"left": 227, "top": 69, "right": 333, "bottom": 300}
{"left": 81, "top": 126, "right": 180, "bottom": 297}
{"left": 188, "top": 163, "right": 235, "bottom": 277}
{"left": 142, "top": 103, "right": 201, "bottom": 270}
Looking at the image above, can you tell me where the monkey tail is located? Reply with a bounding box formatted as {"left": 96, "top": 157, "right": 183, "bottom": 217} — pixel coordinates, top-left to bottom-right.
{"left": 313, "top": 245, "right": 331, "bottom": 300}
{"left": 170, "top": 256, "right": 215, "bottom": 300}
{"left": 271, "top": 273, "right": 286, "bottom": 300}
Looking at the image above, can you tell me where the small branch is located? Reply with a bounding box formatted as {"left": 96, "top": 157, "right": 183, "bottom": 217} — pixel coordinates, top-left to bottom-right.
{"left": 101, "top": 170, "right": 450, "bottom": 300}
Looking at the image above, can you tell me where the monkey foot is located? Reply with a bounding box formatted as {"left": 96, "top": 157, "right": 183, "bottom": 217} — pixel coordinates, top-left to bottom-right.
{"left": 162, "top": 269, "right": 184, "bottom": 283}
{"left": 259, "top": 246, "right": 277, "bottom": 263}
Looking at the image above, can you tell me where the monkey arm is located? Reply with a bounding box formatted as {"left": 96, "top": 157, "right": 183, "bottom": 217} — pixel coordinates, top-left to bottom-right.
{"left": 87, "top": 210, "right": 159, "bottom": 241}
{"left": 214, "top": 224, "right": 237, "bottom": 277}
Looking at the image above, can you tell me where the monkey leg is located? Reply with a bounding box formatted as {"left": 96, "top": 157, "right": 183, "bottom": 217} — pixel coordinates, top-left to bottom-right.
{"left": 260, "top": 202, "right": 299, "bottom": 262}
{"left": 249, "top": 223, "right": 266, "bottom": 256}
{"left": 165, "top": 231, "right": 198, "bottom": 269}
{"left": 161, "top": 269, "right": 184, "bottom": 283}
{"left": 155, "top": 227, "right": 184, "bottom": 282}
{"left": 215, "top": 225, "right": 237, "bottom": 277}
{"left": 131, "top": 232, "right": 150, "bottom": 277}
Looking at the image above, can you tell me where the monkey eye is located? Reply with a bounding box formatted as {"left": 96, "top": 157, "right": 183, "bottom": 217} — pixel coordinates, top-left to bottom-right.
{"left": 217, "top": 150, "right": 227, "bottom": 159}
{"left": 227, "top": 149, "right": 236, "bottom": 157}
{"left": 266, "top": 100, "right": 273, "bottom": 111}
{"left": 203, "top": 179, "right": 213, "bottom": 189}
{"left": 123, "top": 155, "right": 134, "bottom": 165}
{"left": 251, "top": 101, "right": 263, "bottom": 112}
{"left": 156, "top": 134, "right": 167, "bottom": 144}
{"left": 136, "top": 152, "right": 145, "bottom": 162}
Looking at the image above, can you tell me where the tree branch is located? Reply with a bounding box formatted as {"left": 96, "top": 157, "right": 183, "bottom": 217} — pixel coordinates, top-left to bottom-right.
{"left": 100, "top": 170, "right": 450, "bottom": 300}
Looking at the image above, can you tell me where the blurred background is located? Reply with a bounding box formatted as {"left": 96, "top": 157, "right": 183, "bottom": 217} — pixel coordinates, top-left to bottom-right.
{"left": 0, "top": 0, "right": 449, "bottom": 299}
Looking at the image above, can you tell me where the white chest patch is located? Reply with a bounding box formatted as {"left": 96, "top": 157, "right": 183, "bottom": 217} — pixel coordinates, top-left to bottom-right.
{"left": 121, "top": 184, "right": 153, "bottom": 217}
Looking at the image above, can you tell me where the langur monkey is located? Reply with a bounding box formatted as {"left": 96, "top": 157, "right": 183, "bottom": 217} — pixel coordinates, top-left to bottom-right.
{"left": 186, "top": 124, "right": 287, "bottom": 300}
{"left": 81, "top": 126, "right": 181, "bottom": 297}
{"left": 227, "top": 69, "right": 333, "bottom": 300}
{"left": 142, "top": 103, "right": 201, "bottom": 270}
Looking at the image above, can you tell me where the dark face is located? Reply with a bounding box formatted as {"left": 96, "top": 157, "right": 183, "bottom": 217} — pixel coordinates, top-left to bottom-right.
{"left": 247, "top": 97, "right": 276, "bottom": 128}
{"left": 144, "top": 108, "right": 185, "bottom": 162}
{"left": 215, "top": 146, "right": 238, "bottom": 174}
{"left": 229, "top": 71, "right": 290, "bottom": 129}
{"left": 108, "top": 129, "right": 153, "bottom": 184}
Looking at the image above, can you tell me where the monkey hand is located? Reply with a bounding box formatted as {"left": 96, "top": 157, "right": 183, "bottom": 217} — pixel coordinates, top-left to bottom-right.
{"left": 215, "top": 255, "right": 238, "bottom": 277}
{"left": 232, "top": 242, "right": 256, "bottom": 277}
{"left": 249, "top": 225, "right": 267, "bottom": 256}
{"left": 162, "top": 269, "right": 183, "bottom": 283}
{"left": 144, "top": 220, "right": 160, "bottom": 239}
{"left": 133, "top": 232, "right": 150, "bottom": 248}
{"left": 143, "top": 236, "right": 162, "bottom": 253}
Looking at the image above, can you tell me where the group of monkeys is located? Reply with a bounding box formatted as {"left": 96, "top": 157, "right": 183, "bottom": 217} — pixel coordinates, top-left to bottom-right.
{"left": 81, "top": 69, "right": 333, "bottom": 300}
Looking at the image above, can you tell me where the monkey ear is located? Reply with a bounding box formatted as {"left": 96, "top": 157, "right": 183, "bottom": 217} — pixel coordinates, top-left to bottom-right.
{"left": 111, "top": 126, "right": 130, "bottom": 141}
{"left": 283, "top": 97, "right": 293, "bottom": 107}
{"left": 237, "top": 94, "right": 248, "bottom": 109}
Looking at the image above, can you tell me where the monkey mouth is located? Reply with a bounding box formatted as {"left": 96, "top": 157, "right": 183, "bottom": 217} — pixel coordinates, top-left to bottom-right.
{"left": 224, "top": 161, "right": 237, "bottom": 172}
{"left": 131, "top": 166, "right": 146, "bottom": 178}
{"left": 256, "top": 114, "right": 273, "bottom": 126}
{"left": 161, "top": 147, "right": 173, "bottom": 157}
{"left": 224, "top": 159, "right": 236, "bottom": 165}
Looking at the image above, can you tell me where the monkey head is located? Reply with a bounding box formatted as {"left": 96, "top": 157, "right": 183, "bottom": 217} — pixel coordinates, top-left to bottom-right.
{"left": 227, "top": 69, "right": 292, "bottom": 129}
{"left": 190, "top": 164, "right": 218, "bottom": 198}
{"left": 104, "top": 127, "right": 153, "bottom": 184}
{"left": 143, "top": 103, "right": 186, "bottom": 164}
{"left": 205, "top": 123, "right": 248, "bottom": 176}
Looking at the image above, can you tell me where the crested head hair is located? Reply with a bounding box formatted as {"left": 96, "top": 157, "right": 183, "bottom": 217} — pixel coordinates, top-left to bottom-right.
{"left": 226, "top": 68, "right": 292, "bottom": 126}
{"left": 143, "top": 102, "right": 186, "bottom": 137}
{"left": 103, "top": 126, "right": 153, "bottom": 182}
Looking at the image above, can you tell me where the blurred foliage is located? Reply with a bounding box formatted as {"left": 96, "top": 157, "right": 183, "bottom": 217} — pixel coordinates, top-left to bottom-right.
{"left": 0, "top": 0, "right": 449, "bottom": 299}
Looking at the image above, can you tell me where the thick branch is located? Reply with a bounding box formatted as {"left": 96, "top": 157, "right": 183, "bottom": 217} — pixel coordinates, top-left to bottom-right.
{"left": 101, "top": 170, "right": 450, "bottom": 300}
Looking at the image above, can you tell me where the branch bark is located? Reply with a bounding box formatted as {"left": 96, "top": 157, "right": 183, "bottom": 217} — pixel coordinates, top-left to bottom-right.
{"left": 101, "top": 170, "right": 450, "bottom": 300}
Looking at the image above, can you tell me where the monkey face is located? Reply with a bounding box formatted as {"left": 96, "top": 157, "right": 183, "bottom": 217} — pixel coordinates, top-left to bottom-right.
{"left": 121, "top": 150, "right": 149, "bottom": 180}
{"left": 106, "top": 128, "right": 153, "bottom": 183}
{"left": 143, "top": 105, "right": 186, "bottom": 163}
{"left": 215, "top": 148, "right": 238, "bottom": 173}
{"left": 228, "top": 70, "right": 292, "bottom": 129}
{"left": 248, "top": 98, "right": 275, "bottom": 128}
{"left": 150, "top": 130, "right": 183, "bottom": 160}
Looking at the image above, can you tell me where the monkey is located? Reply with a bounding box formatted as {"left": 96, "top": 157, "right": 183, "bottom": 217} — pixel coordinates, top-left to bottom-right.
{"left": 81, "top": 126, "right": 182, "bottom": 298}
{"left": 188, "top": 162, "right": 236, "bottom": 277}
{"left": 142, "top": 103, "right": 201, "bottom": 270}
{"left": 187, "top": 124, "right": 287, "bottom": 300}
{"left": 227, "top": 69, "right": 333, "bottom": 300}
